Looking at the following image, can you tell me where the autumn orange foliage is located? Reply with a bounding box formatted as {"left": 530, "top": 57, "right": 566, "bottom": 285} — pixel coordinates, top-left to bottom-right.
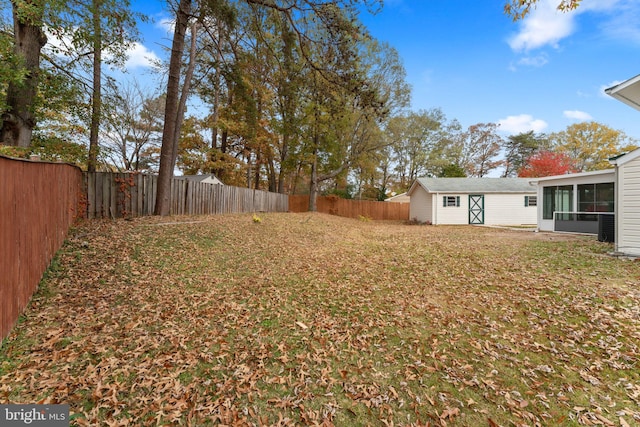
{"left": 518, "top": 150, "right": 577, "bottom": 177}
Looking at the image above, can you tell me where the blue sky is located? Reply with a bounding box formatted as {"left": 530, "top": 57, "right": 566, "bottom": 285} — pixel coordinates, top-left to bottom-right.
{"left": 358, "top": 0, "right": 640, "bottom": 139}
{"left": 126, "top": 0, "right": 640, "bottom": 141}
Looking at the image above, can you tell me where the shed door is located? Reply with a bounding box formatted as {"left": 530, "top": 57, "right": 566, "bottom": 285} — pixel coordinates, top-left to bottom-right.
{"left": 469, "top": 195, "right": 484, "bottom": 224}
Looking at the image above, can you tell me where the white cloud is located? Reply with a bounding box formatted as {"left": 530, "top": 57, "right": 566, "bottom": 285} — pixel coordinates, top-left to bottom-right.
{"left": 497, "top": 114, "right": 548, "bottom": 134}
{"left": 44, "top": 27, "right": 160, "bottom": 70}
{"left": 579, "top": 0, "right": 621, "bottom": 13}
{"left": 589, "top": 0, "right": 640, "bottom": 44}
{"left": 157, "top": 17, "right": 175, "bottom": 34}
{"left": 508, "top": 0, "right": 576, "bottom": 51}
{"left": 43, "top": 28, "right": 74, "bottom": 58}
{"left": 507, "top": 0, "right": 640, "bottom": 52}
{"left": 563, "top": 110, "right": 593, "bottom": 121}
{"left": 517, "top": 53, "right": 549, "bottom": 68}
{"left": 124, "top": 42, "right": 161, "bottom": 69}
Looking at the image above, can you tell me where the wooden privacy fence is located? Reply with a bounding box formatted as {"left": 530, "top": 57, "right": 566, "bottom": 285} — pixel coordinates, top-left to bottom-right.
{"left": 289, "top": 195, "right": 410, "bottom": 220}
{"left": 85, "top": 172, "right": 289, "bottom": 219}
{"left": 1, "top": 155, "right": 84, "bottom": 342}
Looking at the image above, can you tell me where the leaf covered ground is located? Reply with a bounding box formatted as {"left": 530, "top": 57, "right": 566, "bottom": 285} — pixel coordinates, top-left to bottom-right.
{"left": 1, "top": 213, "right": 639, "bottom": 426}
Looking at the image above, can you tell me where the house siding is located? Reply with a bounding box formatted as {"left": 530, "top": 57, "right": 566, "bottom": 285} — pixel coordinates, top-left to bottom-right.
{"left": 619, "top": 157, "right": 640, "bottom": 256}
{"left": 410, "top": 191, "right": 536, "bottom": 225}
{"left": 409, "top": 186, "right": 432, "bottom": 223}
{"left": 484, "top": 194, "right": 537, "bottom": 225}
{"left": 408, "top": 178, "right": 536, "bottom": 226}
{"left": 435, "top": 193, "right": 536, "bottom": 225}
{"left": 436, "top": 193, "right": 468, "bottom": 225}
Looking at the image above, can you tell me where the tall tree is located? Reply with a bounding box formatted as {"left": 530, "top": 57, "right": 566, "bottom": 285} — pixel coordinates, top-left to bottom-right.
{"left": 153, "top": 0, "right": 385, "bottom": 215}
{"left": 176, "top": 116, "right": 210, "bottom": 175}
{"left": 461, "top": 123, "right": 504, "bottom": 177}
{"left": 0, "top": 0, "right": 48, "bottom": 146}
{"left": 438, "top": 163, "right": 466, "bottom": 177}
{"left": 502, "top": 131, "right": 550, "bottom": 177}
{"left": 87, "top": 0, "right": 102, "bottom": 171}
{"left": 550, "top": 121, "right": 638, "bottom": 172}
{"left": 155, "top": 0, "right": 192, "bottom": 216}
{"left": 305, "top": 36, "right": 408, "bottom": 211}
{"left": 518, "top": 150, "right": 576, "bottom": 177}
{"left": 0, "top": 0, "right": 140, "bottom": 154}
{"left": 388, "top": 110, "right": 442, "bottom": 188}
{"left": 253, "top": 9, "right": 306, "bottom": 193}
{"left": 101, "top": 83, "right": 165, "bottom": 172}
{"left": 71, "top": 0, "right": 143, "bottom": 171}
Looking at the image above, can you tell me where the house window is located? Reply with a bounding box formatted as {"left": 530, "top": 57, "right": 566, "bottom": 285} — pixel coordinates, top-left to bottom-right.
{"left": 443, "top": 196, "right": 460, "bottom": 207}
{"left": 543, "top": 185, "right": 573, "bottom": 220}
{"left": 577, "top": 183, "right": 614, "bottom": 221}
{"left": 577, "top": 183, "right": 614, "bottom": 213}
{"left": 525, "top": 196, "right": 537, "bottom": 207}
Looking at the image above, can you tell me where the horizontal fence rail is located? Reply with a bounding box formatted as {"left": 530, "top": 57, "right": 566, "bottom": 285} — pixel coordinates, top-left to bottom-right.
{"left": 1, "top": 156, "right": 84, "bottom": 341}
{"left": 84, "top": 172, "right": 289, "bottom": 219}
{"left": 289, "top": 195, "right": 410, "bottom": 221}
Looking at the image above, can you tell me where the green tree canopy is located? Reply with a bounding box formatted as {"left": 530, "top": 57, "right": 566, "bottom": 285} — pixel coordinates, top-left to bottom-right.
{"left": 502, "top": 131, "right": 550, "bottom": 177}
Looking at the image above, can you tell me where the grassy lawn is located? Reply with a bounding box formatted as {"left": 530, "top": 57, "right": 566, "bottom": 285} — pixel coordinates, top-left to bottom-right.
{"left": 1, "top": 213, "right": 639, "bottom": 426}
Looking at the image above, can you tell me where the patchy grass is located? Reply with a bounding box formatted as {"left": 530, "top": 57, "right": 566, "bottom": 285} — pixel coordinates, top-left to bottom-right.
{"left": 1, "top": 213, "right": 639, "bottom": 426}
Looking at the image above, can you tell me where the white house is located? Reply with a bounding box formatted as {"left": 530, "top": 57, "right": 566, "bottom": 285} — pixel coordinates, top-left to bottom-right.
{"left": 528, "top": 169, "right": 615, "bottom": 235}
{"left": 384, "top": 192, "right": 410, "bottom": 203}
{"left": 176, "top": 174, "right": 224, "bottom": 185}
{"left": 407, "top": 178, "right": 537, "bottom": 225}
{"left": 523, "top": 73, "right": 640, "bottom": 256}
{"left": 609, "top": 148, "right": 640, "bottom": 256}
{"left": 606, "top": 74, "right": 640, "bottom": 257}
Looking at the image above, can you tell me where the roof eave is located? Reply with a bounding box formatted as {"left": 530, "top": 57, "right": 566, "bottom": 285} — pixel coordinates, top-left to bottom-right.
{"left": 528, "top": 169, "right": 615, "bottom": 183}
{"left": 605, "top": 74, "right": 640, "bottom": 113}
{"left": 609, "top": 147, "right": 640, "bottom": 166}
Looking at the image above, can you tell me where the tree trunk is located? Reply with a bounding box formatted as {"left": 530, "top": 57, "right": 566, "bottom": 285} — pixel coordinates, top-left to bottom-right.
{"left": 254, "top": 149, "right": 261, "bottom": 190}
{"left": 87, "top": 0, "right": 102, "bottom": 172}
{"left": 170, "top": 21, "right": 198, "bottom": 170}
{"left": 0, "top": 2, "right": 47, "bottom": 147}
{"left": 210, "top": 30, "right": 222, "bottom": 157}
{"left": 154, "top": 0, "right": 191, "bottom": 216}
{"left": 267, "top": 155, "right": 277, "bottom": 192}
{"left": 246, "top": 150, "right": 252, "bottom": 188}
{"left": 277, "top": 134, "right": 288, "bottom": 193}
{"left": 213, "top": 129, "right": 228, "bottom": 180}
{"left": 309, "top": 154, "right": 318, "bottom": 212}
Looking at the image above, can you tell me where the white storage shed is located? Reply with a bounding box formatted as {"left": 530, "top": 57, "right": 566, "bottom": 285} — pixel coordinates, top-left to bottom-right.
{"left": 407, "top": 178, "right": 537, "bottom": 226}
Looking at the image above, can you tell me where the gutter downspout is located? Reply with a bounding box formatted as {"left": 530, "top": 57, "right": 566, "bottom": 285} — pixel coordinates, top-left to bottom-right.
{"left": 613, "top": 161, "right": 620, "bottom": 253}
{"left": 435, "top": 192, "right": 439, "bottom": 225}
{"left": 528, "top": 180, "right": 541, "bottom": 232}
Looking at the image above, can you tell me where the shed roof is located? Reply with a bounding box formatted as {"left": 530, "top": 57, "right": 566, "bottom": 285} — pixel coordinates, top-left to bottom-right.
{"left": 609, "top": 147, "right": 640, "bottom": 167}
{"left": 176, "top": 174, "right": 223, "bottom": 184}
{"left": 527, "top": 169, "right": 615, "bottom": 184}
{"left": 605, "top": 74, "right": 640, "bottom": 112}
{"left": 408, "top": 177, "right": 535, "bottom": 195}
{"left": 385, "top": 192, "right": 409, "bottom": 202}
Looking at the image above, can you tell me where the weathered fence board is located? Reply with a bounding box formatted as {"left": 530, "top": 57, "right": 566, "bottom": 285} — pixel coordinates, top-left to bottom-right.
{"left": 1, "top": 156, "right": 83, "bottom": 341}
{"left": 84, "top": 172, "right": 289, "bottom": 219}
{"left": 289, "top": 195, "right": 409, "bottom": 221}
